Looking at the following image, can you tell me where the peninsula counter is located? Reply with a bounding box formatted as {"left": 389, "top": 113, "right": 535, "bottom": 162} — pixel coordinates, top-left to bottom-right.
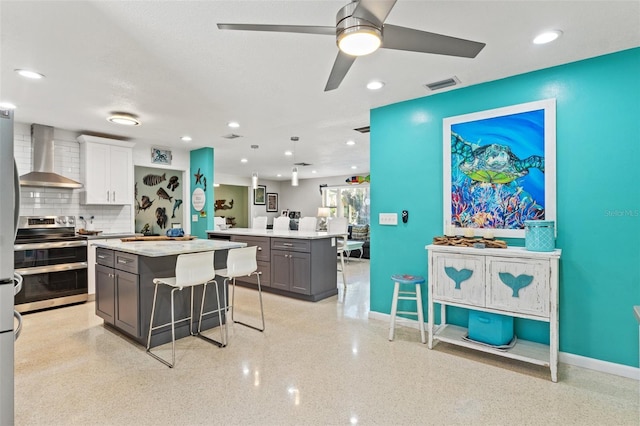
{"left": 91, "top": 239, "right": 245, "bottom": 347}
{"left": 207, "top": 228, "right": 345, "bottom": 301}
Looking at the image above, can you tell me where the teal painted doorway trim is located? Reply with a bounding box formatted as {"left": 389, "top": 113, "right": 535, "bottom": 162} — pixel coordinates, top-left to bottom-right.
{"left": 190, "top": 147, "right": 214, "bottom": 238}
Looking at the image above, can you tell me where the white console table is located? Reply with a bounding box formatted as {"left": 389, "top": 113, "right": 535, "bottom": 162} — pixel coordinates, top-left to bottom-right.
{"left": 426, "top": 244, "right": 562, "bottom": 382}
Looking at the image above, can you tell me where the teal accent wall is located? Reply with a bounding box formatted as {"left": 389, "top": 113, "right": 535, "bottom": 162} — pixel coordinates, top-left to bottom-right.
{"left": 370, "top": 48, "right": 640, "bottom": 367}
{"left": 190, "top": 147, "right": 214, "bottom": 238}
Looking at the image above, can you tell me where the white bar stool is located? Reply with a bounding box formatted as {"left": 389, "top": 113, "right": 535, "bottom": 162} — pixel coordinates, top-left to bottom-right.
{"left": 388, "top": 274, "right": 426, "bottom": 343}
{"left": 218, "top": 246, "right": 265, "bottom": 332}
{"left": 146, "top": 251, "right": 225, "bottom": 368}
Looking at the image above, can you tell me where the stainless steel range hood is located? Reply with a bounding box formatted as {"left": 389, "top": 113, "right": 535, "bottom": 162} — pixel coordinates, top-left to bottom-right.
{"left": 19, "top": 124, "right": 83, "bottom": 189}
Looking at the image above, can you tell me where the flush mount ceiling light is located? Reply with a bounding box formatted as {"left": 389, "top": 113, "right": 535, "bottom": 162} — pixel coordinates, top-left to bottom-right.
{"left": 15, "top": 69, "right": 45, "bottom": 79}
{"left": 227, "top": 121, "right": 240, "bottom": 128}
{"left": 533, "top": 30, "right": 563, "bottom": 45}
{"left": 0, "top": 102, "right": 17, "bottom": 109}
{"left": 180, "top": 136, "right": 192, "bottom": 142}
{"left": 107, "top": 113, "right": 140, "bottom": 126}
{"left": 366, "top": 80, "right": 385, "bottom": 90}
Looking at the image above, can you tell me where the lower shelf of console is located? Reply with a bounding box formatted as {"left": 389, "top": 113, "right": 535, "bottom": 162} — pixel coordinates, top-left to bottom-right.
{"left": 433, "top": 324, "right": 551, "bottom": 367}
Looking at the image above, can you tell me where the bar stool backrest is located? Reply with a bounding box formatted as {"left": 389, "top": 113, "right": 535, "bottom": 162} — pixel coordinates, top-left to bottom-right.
{"left": 298, "top": 217, "right": 317, "bottom": 232}
{"left": 273, "top": 216, "right": 290, "bottom": 231}
{"left": 214, "top": 217, "right": 225, "bottom": 230}
{"left": 252, "top": 216, "right": 268, "bottom": 229}
{"left": 226, "top": 246, "right": 258, "bottom": 278}
{"left": 175, "top": 251, "right": 216, "bottom": 287}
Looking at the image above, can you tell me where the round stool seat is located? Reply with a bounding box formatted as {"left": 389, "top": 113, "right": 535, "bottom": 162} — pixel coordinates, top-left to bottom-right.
{"left": 388, "top": 274, "right": 426, "bottom": 343}
{"left": 390, "top": 274, "right": 425, "bottom": 285}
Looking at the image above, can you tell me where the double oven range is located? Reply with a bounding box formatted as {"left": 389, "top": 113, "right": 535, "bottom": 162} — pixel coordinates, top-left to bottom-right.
{"left": 14, "top": 216, "right": 88, "bottom": 313}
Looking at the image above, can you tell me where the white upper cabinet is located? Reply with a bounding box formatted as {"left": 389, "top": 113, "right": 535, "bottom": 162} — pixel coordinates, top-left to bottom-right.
{"left": 78, "top": 135, "right": 135, "bottom": 205}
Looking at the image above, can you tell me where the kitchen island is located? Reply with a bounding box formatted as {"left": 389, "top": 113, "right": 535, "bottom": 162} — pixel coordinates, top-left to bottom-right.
{"left": 207, "top": 228, "right": 345, "bottom": 302}
{"left": 91, "top": 239, "right": 245, "bottom": 348}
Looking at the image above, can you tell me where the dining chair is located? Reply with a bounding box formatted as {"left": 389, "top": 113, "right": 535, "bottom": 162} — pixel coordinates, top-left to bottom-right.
{"left": 298, "top": 217, "right": 317, "bottom": 232}
{"left": 146, "top": 251, "right": 224, "bottom": 368}
{"left": 272, "top": 216, "right": 290, "bottom": 231}
{"left": 252, "top": 216, "right": 267, "bottom": 229}
{"left": 327, "top": 217, "right": 348, "bottom": 290}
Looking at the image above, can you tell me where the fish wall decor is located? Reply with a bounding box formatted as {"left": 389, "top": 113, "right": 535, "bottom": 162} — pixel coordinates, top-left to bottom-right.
{"left": 156, "top": 187, "right": 173, "bottom": 202}
{"left": 172, "top": 199, "right": 183, "bottom": 218}
{"left": 215, "top": 199, "right": 234, "bottom": 211}
{"left": 167, "top": 176, "right": 179, "bottom": 191}
{"left": 143, "top": 173, "right": 167, "bottom": 186}
{"left": 155, "top": 207, "right": 168, "bottom": 229}
{"left": 139, "top": 195, "right": 154, "bottom": 212}
{"left": 345, "top": 175, "right": 370, "bottom": 184}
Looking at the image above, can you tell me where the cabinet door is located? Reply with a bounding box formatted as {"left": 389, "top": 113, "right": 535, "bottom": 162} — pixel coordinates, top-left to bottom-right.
{"left": 95, "top": 264, "right": 115, "bottom": 324}
{"left": 289, "top": 252, "right": 311, "bottom": 295}
{"left": 109, "top": 146, "right": 132, "bottom": 204}
{"left": 115, "top": 270, "right": 140, "bottom": 337}
{"left": 270, "top": 250, "right": 291, "bottom": 291}
{"left": 83, "top": 143, "right": 110, "bottom": 204}
{"left": 432, "top": 253, "right": 485, "bottom": 306}
{"left": 486, "top": 257, "right": 550, "bottom": 317}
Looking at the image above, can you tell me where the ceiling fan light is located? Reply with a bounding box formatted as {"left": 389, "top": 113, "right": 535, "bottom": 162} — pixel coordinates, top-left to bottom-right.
{"left": 338, "top": 27, "right": 381, "bottom": 56}
{"left": 291, "top": 167, "right": 299, "bottom": 186}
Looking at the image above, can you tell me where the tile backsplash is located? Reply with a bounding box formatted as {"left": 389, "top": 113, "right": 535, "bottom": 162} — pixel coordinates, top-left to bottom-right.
{"left": 14, "top": 123, "right": 133, "bottom": 233}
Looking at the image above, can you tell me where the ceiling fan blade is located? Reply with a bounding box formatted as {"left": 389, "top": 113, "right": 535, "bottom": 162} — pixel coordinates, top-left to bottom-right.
{"left": 382, "top": 24, "right": 485, "bottom": 58}
{"left": 352, "top": 0, "right": 398, "bottom": 26}
{"left": 217, "top": 23, "right": 335, "bottom": 36}
{"left": 325, "top": 51, "right": 357, "bottom": 92}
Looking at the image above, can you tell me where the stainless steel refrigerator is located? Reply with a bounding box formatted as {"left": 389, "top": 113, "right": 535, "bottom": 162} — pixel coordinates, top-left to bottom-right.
{"left": 0, "top": 108, "right": 21, "bottom": 425}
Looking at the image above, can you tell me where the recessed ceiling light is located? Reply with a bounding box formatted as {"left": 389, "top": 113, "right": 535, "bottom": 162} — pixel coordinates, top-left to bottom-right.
{"left": 366, "top": 80, "right": 385, "bottom": 90}
{"left": 0, "top": 102, "right": 17, "bottom": 109}
{"left": 276, "top": 173, "right": 282, "bottom": 177}
{"left": 311, "top": 170, "right": 317, "bottom": 174}
{"left": 240, "top": 158, "right": 248, "bottom": 163}
{"left": 107, "top": 113, "right": 140, "bottom": 126}
{"left": 346, "top": 140, "right": 356, "bottom": 146}
{"left": 351, "top": 165, "right": 357, "bottom": 170}
{"left": 228, "top": 121, "right": 240, "bottom": 128}
{"left": 533, "top": 30, "right": 563, "bottom": 45}
{"left": 284, "top": 150, "right": 293, "bottom": 156}
{"left": 181, "top": 136, "right": 192, "bottom": 142}
{"left": 15, "top": 69, "right": 45, "bottom": 79}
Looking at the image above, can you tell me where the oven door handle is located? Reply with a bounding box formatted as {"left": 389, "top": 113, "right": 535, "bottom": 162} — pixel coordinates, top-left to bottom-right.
{"left": 14, "top": 240, "right": 88, "bottom": 251}
{"left": 15, "top": 262, "right": 88, "bottom": 276}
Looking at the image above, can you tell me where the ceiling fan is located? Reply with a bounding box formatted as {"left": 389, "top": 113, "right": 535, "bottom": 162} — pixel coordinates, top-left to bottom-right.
{"left": 217, "top": 0, "right": 485, "bottom": 91}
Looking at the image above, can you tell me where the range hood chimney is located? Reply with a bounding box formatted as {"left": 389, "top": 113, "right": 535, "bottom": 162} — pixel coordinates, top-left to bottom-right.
{"left": 19, "top": 124, "right": 83, "bottom": 189}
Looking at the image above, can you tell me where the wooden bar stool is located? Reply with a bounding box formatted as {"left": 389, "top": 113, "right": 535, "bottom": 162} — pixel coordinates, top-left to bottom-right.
{"left": 388, "top": 274, "right": 426, "bottom": 343}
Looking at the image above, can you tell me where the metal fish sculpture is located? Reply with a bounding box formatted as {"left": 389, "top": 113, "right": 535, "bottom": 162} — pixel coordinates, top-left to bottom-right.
{"left": 167, "top": 176, "right": 179, "bottom": 191}
{"left": 155, "top": 207, "right": 168, "bottom": 229}
{"left": 139, "top": 195, "right": 154, "bottom": 211}
{"left": 214, "top": 199, "right": 234, "bottom": 211}
{"left": 140, "top": 223, "right": 150, "bottom": 234}
{"left": 345, "top": 175, "right": 370, "bottom": 184}
{"left": 143, "top": 173, "right": 166, "bottom": 186}
{"left": 172, "top": 199, "right": 183, "bottom": 218}
{"left": 156, "top": 187, "right": 173, "bottom": 202}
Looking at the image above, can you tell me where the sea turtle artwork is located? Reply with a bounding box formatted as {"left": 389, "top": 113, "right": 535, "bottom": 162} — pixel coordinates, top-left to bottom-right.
{"left": 451, "top": 132, "right": 544, "bottom": 184}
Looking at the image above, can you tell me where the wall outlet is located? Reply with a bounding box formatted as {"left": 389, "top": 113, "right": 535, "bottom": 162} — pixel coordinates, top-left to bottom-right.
{"left": 379, "top": 213, "right": 398, "bottom": 225}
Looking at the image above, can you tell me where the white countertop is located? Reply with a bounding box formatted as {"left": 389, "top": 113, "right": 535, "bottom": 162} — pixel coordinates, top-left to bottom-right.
{"left": 207, "top": 228, "right": 346, "bottom": 240}
{"left": 92, "top": 238, "right": 246, "bottom": 257}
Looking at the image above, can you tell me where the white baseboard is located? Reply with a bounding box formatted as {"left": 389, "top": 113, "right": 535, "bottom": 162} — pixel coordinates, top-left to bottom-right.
{"left": 368, "top": 312, "right": 640, "bottom": 380}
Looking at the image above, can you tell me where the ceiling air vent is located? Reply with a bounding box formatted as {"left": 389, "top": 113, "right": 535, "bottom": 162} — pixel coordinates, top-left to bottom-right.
{"left": 424, "top": 76, "right": 460, "bottom": 91}
{"left": 222, "top": 133, "right": 242, "bottom": 139}
{"left": 353, "top": 126, "right": 370, "bottom": 134}
{"left": 294, "top": 162, "right": 312, "bottom": 167}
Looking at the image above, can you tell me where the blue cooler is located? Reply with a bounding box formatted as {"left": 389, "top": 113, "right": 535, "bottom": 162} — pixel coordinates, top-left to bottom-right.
{"left": 468, "top": 310, "right": 514, "bottom": 346}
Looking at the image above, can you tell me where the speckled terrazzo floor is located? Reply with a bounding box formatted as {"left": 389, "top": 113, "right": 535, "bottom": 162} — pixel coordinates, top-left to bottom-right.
{"left": 14, "top": 260, "right": 639, "bottom": 425}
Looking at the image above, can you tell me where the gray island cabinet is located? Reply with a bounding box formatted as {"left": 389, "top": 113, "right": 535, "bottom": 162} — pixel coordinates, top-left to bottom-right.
{"left": 92, "top": 239, "right": 245, "bottom": 348}
{"left": 208, "top": 229, "right": 343, "bottom": 301}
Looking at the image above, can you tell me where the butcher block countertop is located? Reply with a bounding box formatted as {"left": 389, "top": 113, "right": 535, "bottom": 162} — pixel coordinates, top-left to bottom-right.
{"left": 91, "top": 238, "right": 245, "bottom": 257}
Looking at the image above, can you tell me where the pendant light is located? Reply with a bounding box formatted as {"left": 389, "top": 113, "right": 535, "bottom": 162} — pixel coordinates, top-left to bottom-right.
{"left": 251, "top": 172, "right": 258, "bottom": 189}
{"left": 291, "top": 136, "right": 299, "bottom": 186}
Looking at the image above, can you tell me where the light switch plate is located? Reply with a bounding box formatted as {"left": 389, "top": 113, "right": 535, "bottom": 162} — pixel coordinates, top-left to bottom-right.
{"left": 379, "top": 213, "right": 398, "bottom": 225}
{"left": 192, "top": 214, "right": 198, "bottom": 222}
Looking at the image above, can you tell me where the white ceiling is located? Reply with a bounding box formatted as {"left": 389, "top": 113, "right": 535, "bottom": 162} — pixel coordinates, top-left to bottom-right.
{"left": 2, "top": 1, "right": 638, "bottom": 182}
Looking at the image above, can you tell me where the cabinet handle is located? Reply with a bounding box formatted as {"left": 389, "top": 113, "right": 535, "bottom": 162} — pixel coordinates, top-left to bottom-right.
{"left": 283, "top": 243, "right": 293, "bottom": 247}
{"left": 113, "top": 191, "right": 116, "bottom": 202}
{"left": 106, "top": 191, "right": 110, "bottom": 202}
{"left": 257, "top": 246, "right": 262, "bottom": 251}
{"left": 97, "top": 255, "right": 106, "bottom": 259}
{"left": 118, "top": 258, "right": 132, "bottom": 264}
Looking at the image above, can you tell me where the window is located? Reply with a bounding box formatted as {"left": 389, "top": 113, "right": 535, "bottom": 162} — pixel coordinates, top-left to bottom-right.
{"left": 322, "top": 185, "right": 370, "bottom": 225}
